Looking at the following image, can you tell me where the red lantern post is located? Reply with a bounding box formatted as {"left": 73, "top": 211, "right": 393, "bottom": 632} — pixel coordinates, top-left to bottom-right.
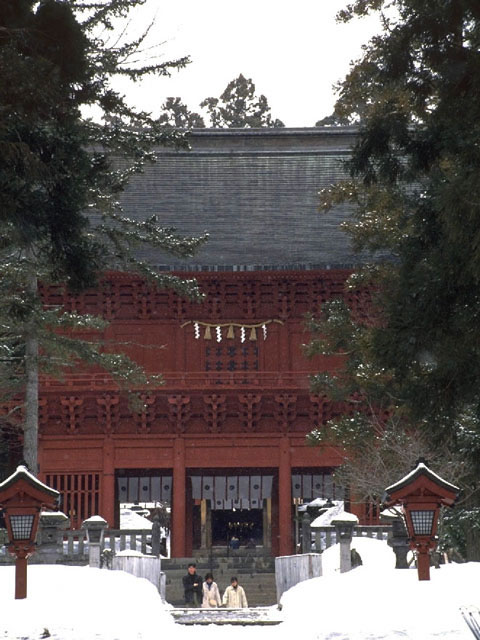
{"left": 383, "top": 460, "right": 459, "bottom": 580}
{"left": 0, "top": 466, "right": 59, "bottom": 599}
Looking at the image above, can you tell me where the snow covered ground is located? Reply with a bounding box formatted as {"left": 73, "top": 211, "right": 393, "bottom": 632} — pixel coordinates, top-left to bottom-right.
{"left": 0, "top": 537, "right": 478, "bottom": 639}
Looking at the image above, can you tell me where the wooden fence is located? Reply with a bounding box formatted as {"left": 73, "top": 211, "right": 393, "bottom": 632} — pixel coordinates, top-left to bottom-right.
{"left": 275, "top": 553, "right": 322, "bottom": 602}
{"left": 112, "top": 553, "right": 165, "bottom": 599}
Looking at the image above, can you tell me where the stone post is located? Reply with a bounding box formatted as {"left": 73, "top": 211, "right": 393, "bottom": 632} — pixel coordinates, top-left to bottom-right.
{"left": 151, "top": 515, "right": 161, "bottom": 557}
{"left": 332, "top": 513, "right": 358, "bottom": 574}
{"left": 36, "top": 511, "right": 69, "bottom": 563}
{"left": 82, "top": 515, "right": 108, "bottom": 568}
{"left": 381, "top": 510, "right": 410, "bottom": 569}
{"left": 301, "top": 511, "right": 311, "bottom": 554}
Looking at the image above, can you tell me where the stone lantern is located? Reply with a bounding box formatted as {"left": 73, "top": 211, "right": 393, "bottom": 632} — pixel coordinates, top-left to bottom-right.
{"left": 380, "top": 507, "right": 410, "bottom": 569}
{"left": 82, "top": 515, "right": 108, "bottom": 567}
{"left": 331, "top": 512, "right": 359, "bottom": 573}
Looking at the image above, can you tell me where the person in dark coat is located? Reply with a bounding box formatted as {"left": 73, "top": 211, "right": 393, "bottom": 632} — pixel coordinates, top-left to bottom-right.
{"left": 182, "top": 562, "right": 203, "bottom": 607}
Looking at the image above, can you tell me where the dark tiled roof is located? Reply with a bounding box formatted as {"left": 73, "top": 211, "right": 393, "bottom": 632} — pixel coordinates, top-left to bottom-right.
{"left": 118, "top": 127, "right": 365, "bottom": 270}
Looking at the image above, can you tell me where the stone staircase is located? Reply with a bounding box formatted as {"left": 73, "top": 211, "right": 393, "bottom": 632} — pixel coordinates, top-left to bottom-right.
{"left": 162, "top": 552, "right": 277, "bottom": 608}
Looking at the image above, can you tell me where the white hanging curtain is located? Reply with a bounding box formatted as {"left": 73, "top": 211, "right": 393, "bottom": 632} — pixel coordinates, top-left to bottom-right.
{"left": 190, "top": 474, "right": 274, "bottom": 509}
{"left": 117, "top": 475, "right": 172, "bottom": 503}
{"left": 290, "top": 472, "right": 343, "bottom": 501}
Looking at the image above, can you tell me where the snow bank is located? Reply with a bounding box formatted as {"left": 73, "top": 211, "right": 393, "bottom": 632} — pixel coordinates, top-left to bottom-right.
{"left": 1, "top": 542, "right": 479, "bottom": 639}
{"left": 0, "top": 564, "right": 174, "bottom": 640}
{"left": 322, "top": 536, "right": 395, "bottom": 575}
{"left": 281, "top": 540, "right": 477, "bottom": 639}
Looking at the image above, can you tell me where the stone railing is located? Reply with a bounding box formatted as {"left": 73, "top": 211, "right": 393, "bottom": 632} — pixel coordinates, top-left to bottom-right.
{"left": 0, "top": 526, "right": 156, "bottom": 565}
{"left": 62, "top": 528, "right": 153, "bottom": 560}
{"left": 310, "top": 524, "right": 391, "bottom": 553}
{"left": 0, "top": 520, "right": 165, "bottom": 598}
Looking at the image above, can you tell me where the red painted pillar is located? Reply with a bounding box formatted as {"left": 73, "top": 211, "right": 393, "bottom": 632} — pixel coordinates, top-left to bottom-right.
{"left": 171, "top": 437, "right": 186, "bottom": 558}
{"left": 15, "top": 556, "right": 27, "bottom": 599}
{"left": 278, "top": 435, "right": 292, "bottom": 556}
{"left": 417, "top": 548, "right": 431, "bottom": 581}
{"left": 101, "top": 437, "right": 115, "bottom": 526}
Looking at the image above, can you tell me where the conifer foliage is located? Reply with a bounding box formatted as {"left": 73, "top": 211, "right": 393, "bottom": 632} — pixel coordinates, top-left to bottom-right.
{"left": 158, "top": 75, "right": 284, "bottom": 129}
{"left": 200, "top": 74, "right": 284, "bottom": 128}
{"left": 158, "top": 97, "right": 206, "bottom": 129}
{"left": 307, "top": 0, "right": 480, "bottom": 558}
{"left": 0, "top": 0, "right": 207, "bottom": 472}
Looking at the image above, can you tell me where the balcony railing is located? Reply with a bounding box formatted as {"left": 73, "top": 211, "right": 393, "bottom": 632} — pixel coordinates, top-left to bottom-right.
{"left": 40, "top": 371, "right": 312, "bottom": 391}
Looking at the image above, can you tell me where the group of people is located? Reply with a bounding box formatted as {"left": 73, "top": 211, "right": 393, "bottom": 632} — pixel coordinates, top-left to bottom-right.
{"left": 182, "top": 563, "right": 248, "bottom": 608}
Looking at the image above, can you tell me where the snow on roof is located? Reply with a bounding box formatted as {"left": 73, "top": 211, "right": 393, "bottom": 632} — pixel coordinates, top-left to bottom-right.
{"left": 0, "top": 465, "right": 59, "bottom": 498}
{"left": 306, "top": 497, "right": 329, "bottom": 507}
{"left": 310, "top": 501, "right": 345, "bottom": 527}
{"left": 379, "top": 506, "right": 404, "bottom": 520}
{"left": 82, "top": 515, "right": 107, "bottom": 524}
{"left": 39, "top": 511, "right": 68, "bottom": 520}
{"left": 385, "top": 461, "right": 460, "bottom": 494}
{"left": 120, "top": 508, "right": 153, "bottom": 530}
{"left": 331, "top": 511, "right": 359, "bottom": 524}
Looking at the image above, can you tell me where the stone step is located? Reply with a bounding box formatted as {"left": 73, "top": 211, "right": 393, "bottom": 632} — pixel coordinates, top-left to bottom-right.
{"left": 162, "top": 555, "right": 275, "bottom": 572}
{"left": 171, "top": 607, "right": 283, "bottom": 626}
{"left": 165, "top": 584, "right": 277, "bottom": 607}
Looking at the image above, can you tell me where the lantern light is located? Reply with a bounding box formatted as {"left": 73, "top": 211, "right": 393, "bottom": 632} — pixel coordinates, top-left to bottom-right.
{"left": 410, "top": 510, "right": 435, "bottom": 536}
{"left": 10, "top": 514, "right": 36, "bottom": 541}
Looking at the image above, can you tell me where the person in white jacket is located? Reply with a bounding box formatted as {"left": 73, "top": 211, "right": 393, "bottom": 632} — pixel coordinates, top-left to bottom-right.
{"left": 201, "top": 573, "right": 222, "bottom": 608}
{"left": 222, "top": 576, "right": 248, "bottom": 608}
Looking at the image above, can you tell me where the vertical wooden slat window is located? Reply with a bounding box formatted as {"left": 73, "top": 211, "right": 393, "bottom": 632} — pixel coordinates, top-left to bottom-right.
{"left": 45, "top": 473, "right": 100, "bottom": 529}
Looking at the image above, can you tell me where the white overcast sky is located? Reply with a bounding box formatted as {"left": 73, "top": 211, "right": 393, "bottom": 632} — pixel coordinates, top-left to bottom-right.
{"left": 108, "top": 0, "right": 383, "bottom": 127}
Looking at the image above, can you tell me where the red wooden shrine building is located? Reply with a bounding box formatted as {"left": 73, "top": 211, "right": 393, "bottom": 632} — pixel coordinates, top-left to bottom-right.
{"left": 35, "top": 127, "right": 371, "bottom": 557}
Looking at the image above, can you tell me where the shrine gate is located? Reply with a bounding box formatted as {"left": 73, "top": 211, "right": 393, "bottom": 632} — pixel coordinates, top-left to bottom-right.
{"left": 36, "top": 127, "right": 372, "bottom": 556}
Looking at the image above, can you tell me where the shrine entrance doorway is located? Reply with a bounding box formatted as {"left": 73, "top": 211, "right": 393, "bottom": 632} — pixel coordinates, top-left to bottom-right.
{"left": 189, "top": 472, "right": 274, "bottom": 553}
{"left": 212, "top": 507, "right": 263, "bottom": 546}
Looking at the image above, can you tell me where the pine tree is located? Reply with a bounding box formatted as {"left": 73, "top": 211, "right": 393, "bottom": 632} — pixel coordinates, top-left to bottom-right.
{"left": 315, "top": 112, "right": 351, "bottom": 126}
{"left": 158, "top": 97, "right": 205, "bottom": 129}
{"left": 0, "top": 0, "right": 208, "bottom": 473}
{"left": 306, "top": 0, "right": 480, "bottom": 558}
{"left": 201, "top": 74, "right": 284, "bottom": 128}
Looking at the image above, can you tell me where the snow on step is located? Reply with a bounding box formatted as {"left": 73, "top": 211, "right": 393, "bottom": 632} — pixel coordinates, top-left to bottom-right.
{"left": 171, "top": 607, "right": 283, "bottom": 626}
